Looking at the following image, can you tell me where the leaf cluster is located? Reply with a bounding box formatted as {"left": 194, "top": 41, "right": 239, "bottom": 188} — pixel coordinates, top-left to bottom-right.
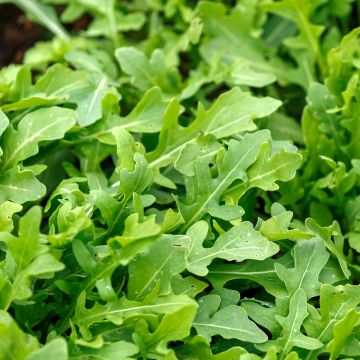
{"left": 0, "top": 0, "right": 360, "bottom": 359}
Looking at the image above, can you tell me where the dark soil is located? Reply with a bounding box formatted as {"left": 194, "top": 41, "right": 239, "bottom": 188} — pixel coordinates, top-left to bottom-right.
{"left": 0, "top": 4, "right": 92, "bottom": 68}
{"left": 0, "top": 4, "right": 44, "bottom": 68}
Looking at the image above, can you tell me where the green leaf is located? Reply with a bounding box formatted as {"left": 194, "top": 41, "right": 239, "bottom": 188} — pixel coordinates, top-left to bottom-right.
{"left": 0, "top": 201, "right": 22, "bottom": 232}
{"left": 114, "top": 87, "right": 170, "bottom": 133}
{"left": 48, "top": 203, "right": 92, "bottom": 247}
{"left": 271, "top": 289, "right": 323, "bottom": 356}
{"left": 175, "top": 335, "right": 247, "bottom": 360}
{"left": 127, "top": 235, "right": 187, "bottom": 300}
{"left": 198, "top": 1, "right": 306, "bottom": 87}
{"left": 33, "top": 63, "right": 99, "bottom": 114}
{"left": 142, "top": 296, "right": 197, "bottom": 353}
{"left": 302, "top": 83, "right": 341, "bottom": 161}
{"left": 176, "top": 130, "right": 271, "bottom": 230}
{"left": 119, "top": 153, "right": 154, "bottom": 199}
{"left": 328, "top": 310, "right": 360, "bottom": 360}
{"left": 78, "top": 86, "right": 168, "bottom": 146}
{"left": 303, "top": 284, "right": 360, "bottom": 360}
{"left": 175, "top": 133, "right": 220, "bottom": 177}
{"left": 230, "top": 61, "right": 276, "bottom": 88}
{"left": 224, "top": 141, "right": 302, "bottom": 204}
{"left": 0, "top": 207, "right": 64, "bottom": 310}
{"left": 262, "top": 0, "right": 325, "bottom": 75}
{"left": 171, "top": 274, "right": 208, "bottom": 298}
{"left": 207, "top": 253, "right": 292, "bottom": 298}
{"left": 147, "top": 88, "right": 280, "bottom": 169}
{"left": 114, "top": 213, "right": 161, "bottom": 246}
{"left": 115, "top": 47, "right": 181, "bottom": 94}
{"left": 69, "top": 341, "right": 139, "bottom": 360}
{"left": 242, "top": 300, "right": 281, "bottom": 338}
{"left": 0, "top": 167, "right": 46, "bottom": 203}
{"left": 259, "top": 205, "right": 311, "bottom": 241}
{"left": 185, "top": 221, "right": 278, "bottom": 276}
{"left": 87, "top": 10, "right": 146, "bottom": 39}
{"left": 0, "top": 310, "right": 39, "bottom": 359}
{"left": 27, "top": 339, "right": 68, "bottom": 360}
{"left": 1, "top": 106, "right": 77, "bottom": 170}
{"left": 306, "top": 219, "right": 351, "bottom": 278}
{"left": 275, "top": 238, "right": 329, "bottom": 299}
{"left": 0, "top": 1, "right": 358, "bottom": 358}
{"left": 10, "top": 0, "right": 69, "bottom": 40}
{"left": 0, "top": 109, "right": 9, "bottom": 134}
{"left": 193, "top": 294, "right": 267, "bottom": 343}
{"left": 73, "top": 292, "right": 196, "bottom": 341}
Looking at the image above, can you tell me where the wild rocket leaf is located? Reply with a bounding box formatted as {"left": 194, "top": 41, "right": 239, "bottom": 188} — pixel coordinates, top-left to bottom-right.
{"left": 7, "top": 0, "right": 69, "bottom": 40}
{"left": 327, "top": 310, "right": 360, "bottom": 360}
{"left": 90, "top": 129, "right": 155, "bottom": 236}
{"left": 224, "top": 141, "right": 302, "bottom": 204}
{"left": 176, "top": 130, "right": 271, "bottom": 230}
{"left": 303, "top": 284, "right": 360, "bottom": 360}
{"left": 207, "top": 253, "right": 292, "bottom": 298}
{"left": 33, "top": 63, "right": 117, "bottom": 126}
{"left": 1, "top": 64, "right": 88, "bottom": 112}
{"left": 0, "top": 207, "right": 64, "bottom": 310}
{"left": 0, "top": 310, "right": 39, "bottom": 359}
{"left": 0, "top": 201, "right": 22, "bottom": 232}
{"left": 0, "top": 168, "right": 46, "bottom": 203}
{"left": 47, "top": 203, "right": 92, "bottom": 247}
{"left": 113, "top": 87, "right": 170, "bottom": 133}
{"left": 269, "top": 289, "right": 323, "bottom": 356}
{"left": 305, "top": 219, "right": 351, "bottom": 278}
{"left": 139, "top": 296, "right": 197, "bottom": 353}
{"left": 0, "top": 109, "right": 9, "bottom": 136}
{"left": 262, "top": 0, "right": 326, "bottom": 76}
{"left": 275, "top": 238, "right": 329, "bottom": 299}
{"left": 77, "top": 0, "right": 145, "bottom": 45}
{"left": 73, "top": 292, "right": 196, "bottom": 341}
{"left": 68, "top": 341, "right": 139, "bottom": 360}
{"left": 1, "top": 1, "right": 359, "bottom": 358}
{"left": 301, "top": 83, "right": 341, "bottom": 164}
{"left": 177, "top": 130, "right": 301, "bottom": 230}
{"left": 175, "top": 335, "right": 248, "bottom": 360}
{"left": 185, "top": 221, "right": 278, "bottom": 276}
{"left": 1, "top": 107, "right": 77, "bottom": 170}
{"left": 242, "top": 301, "right": 281, "bottom": 339}
{"left": 115, "top": 47, "right": 182, "bottom": 94}
{"left": 171, "top": 275, "right": 209, "bottom": 298}
{"left": 198, "top": 1, "right": 306, "bottom": 87}
{"left": 76, "top": 76, "right": 115, "bottom": 127}
{"left": 77, "top": 86, "right": 171, "bottom": 142}
{"left": 147, "top": 88, "right": 281, "bottom": 169}
{"left": 127, "top": 235, "right": 187, "bottom": 301}
{"left": 128, "top": 235, "right": 187, "bottom": 300}
{"left": 0, "top": 109, "right": 9, "bottom": 156}
{"left": 193, "top": 293, "right": 267, "bottom": 343}
{"left": 26, "top": 339, "right": 68, "bottom": 360}
{"left": 0, "top": 106, "right": 76, "bottom": 203}
{"left": 259, "top": 204, "right": 311, "bottom": 241}
{"left": 175, "top": 133, "right": 221, "bottom": 177}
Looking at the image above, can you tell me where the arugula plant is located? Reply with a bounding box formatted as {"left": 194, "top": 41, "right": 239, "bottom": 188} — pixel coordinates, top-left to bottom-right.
{"left": 0, "top": 0, "right": 360, "bottom": 359}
